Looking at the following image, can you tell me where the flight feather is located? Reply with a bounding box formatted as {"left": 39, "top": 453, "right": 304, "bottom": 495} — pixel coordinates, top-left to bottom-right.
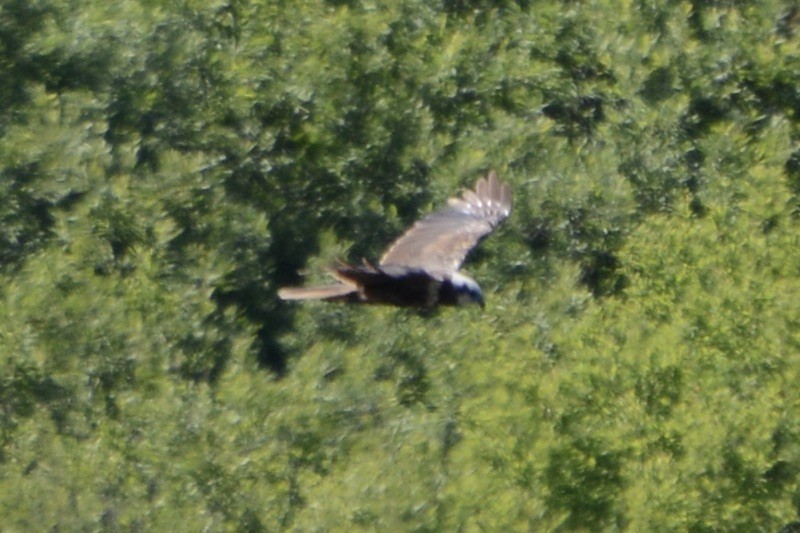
{"left": 379, "top": 170, "right": 511, "bottom": 272}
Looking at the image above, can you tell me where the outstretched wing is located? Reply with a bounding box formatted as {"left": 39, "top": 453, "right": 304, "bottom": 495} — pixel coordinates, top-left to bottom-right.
{"left": 379, "top": 171, "right": 511, "bottom": 272}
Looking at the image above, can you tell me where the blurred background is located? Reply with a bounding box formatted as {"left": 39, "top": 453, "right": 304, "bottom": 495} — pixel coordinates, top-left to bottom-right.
{"left": 1, "top": 0, "right": 799, "bottom": 529}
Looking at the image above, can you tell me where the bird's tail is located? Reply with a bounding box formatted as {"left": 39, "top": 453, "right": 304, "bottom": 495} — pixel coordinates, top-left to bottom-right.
{"left": 277, "top": 283, "right": 359, "bottom": 302}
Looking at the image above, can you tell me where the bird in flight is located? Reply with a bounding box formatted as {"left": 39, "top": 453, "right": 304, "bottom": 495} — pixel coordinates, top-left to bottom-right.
{"left": 278, "top": 171, "right": 511, "bottom": 308}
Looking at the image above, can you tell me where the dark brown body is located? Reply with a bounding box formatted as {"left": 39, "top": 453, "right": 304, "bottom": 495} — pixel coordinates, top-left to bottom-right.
{"left": 277, "top": 263, "right": 478, "bottom": 307}
{"left": 327, "top": 264, "right": 464, "bottom": 307}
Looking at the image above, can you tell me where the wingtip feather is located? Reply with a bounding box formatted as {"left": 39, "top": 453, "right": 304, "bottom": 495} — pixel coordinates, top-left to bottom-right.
{"left": 501, "top": 182, "right": 512, "bottom": 213}
{"left": 487, "top": 170, "right": 500, "bottom": 201}
{"left": 475, "top": 176, "right": 489, "bottom": 199}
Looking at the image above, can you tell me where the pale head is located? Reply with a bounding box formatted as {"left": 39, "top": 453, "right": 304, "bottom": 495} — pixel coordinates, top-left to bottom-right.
{"left": 449, "top": 271, "right": 485, "bottom": 308}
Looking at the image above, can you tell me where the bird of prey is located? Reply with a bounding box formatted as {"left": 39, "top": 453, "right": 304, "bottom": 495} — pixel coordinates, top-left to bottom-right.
{"left": 278, "top": 171, "right": 511, "bottom": 308}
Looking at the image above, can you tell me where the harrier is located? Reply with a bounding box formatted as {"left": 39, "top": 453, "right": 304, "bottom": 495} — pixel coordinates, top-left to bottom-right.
{"left": 278, "top": 171, "right": 511, "bottom": 308}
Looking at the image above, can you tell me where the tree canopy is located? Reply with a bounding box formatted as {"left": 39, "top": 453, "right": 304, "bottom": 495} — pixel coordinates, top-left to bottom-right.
{"left": 1, "top": 0, "right": 799, "bottom": 530}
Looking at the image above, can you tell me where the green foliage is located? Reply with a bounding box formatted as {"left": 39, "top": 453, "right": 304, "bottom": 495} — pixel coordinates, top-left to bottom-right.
{"left": 1, "top": 0, "right": 800, "bottom": 530}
